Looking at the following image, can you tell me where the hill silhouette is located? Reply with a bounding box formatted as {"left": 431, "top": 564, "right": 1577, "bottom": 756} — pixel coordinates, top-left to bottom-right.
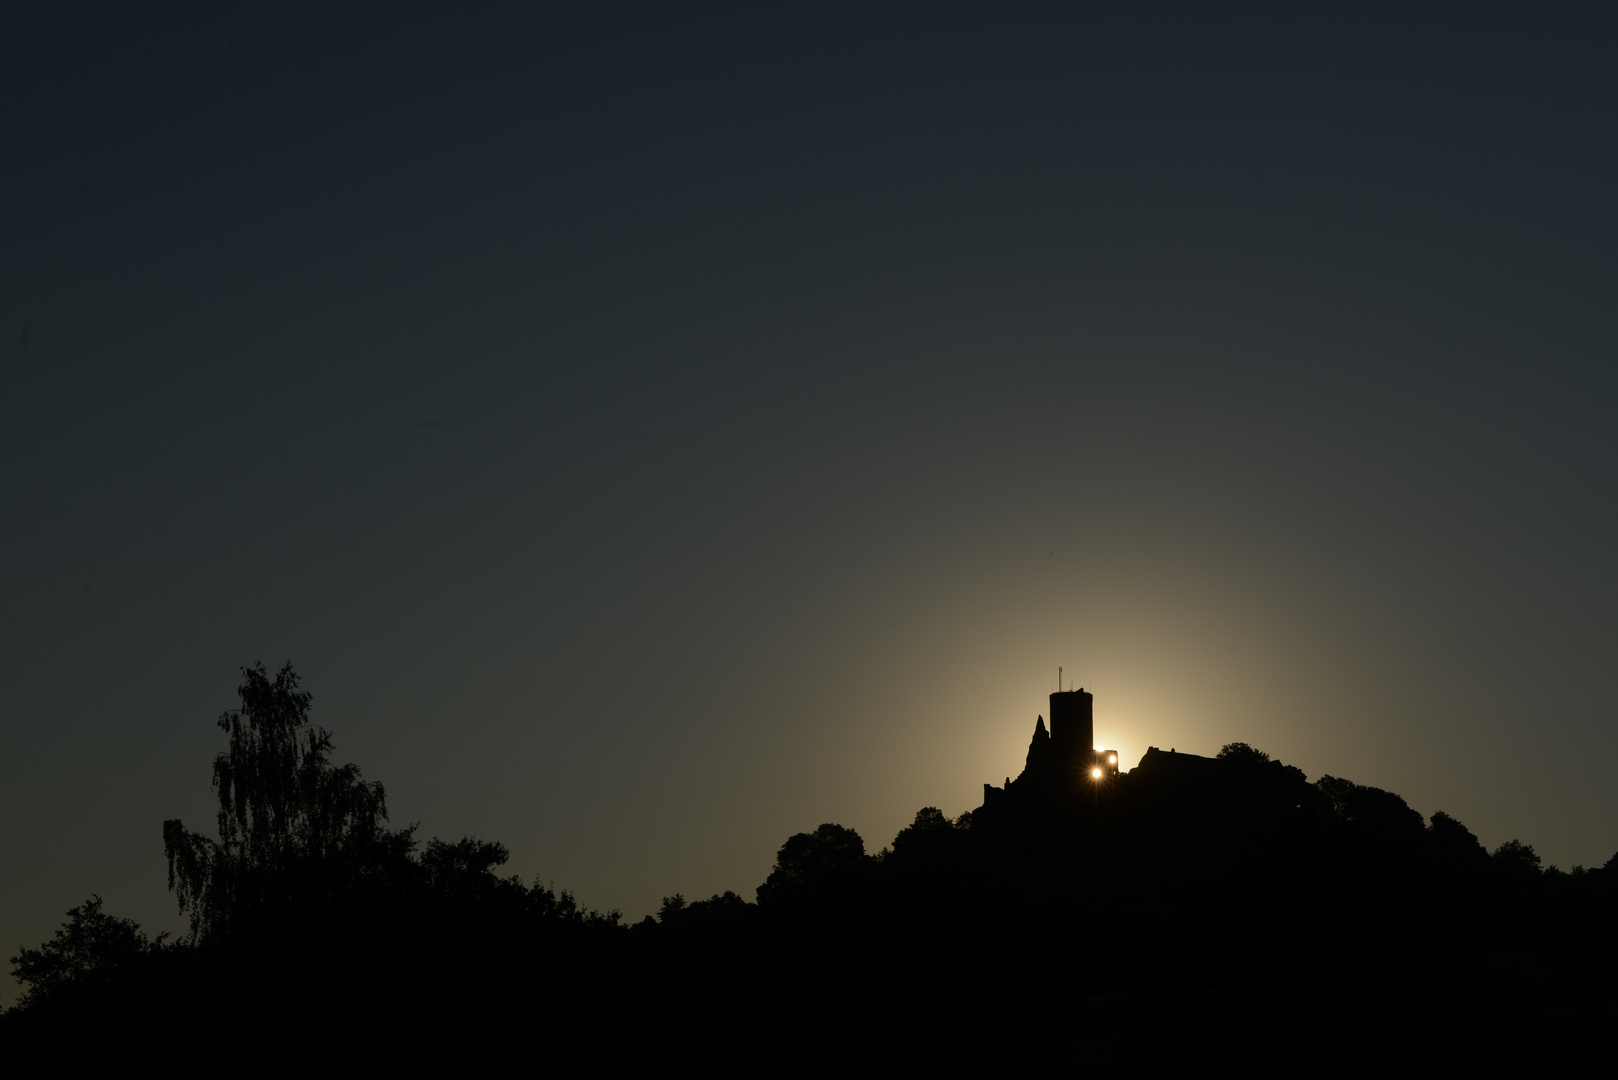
{"left": 8, "top": 667, "right": 1618, "bottom": 1065}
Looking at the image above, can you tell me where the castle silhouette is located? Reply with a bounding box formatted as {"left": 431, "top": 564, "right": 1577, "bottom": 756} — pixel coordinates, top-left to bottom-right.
{"left": 978, "top": 687, "right": 1214, "bottom": 818}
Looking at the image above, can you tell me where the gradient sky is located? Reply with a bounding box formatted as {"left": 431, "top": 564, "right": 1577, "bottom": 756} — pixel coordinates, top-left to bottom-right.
{"left": 5, "top": 4, "right": 1617, "bottom": 999}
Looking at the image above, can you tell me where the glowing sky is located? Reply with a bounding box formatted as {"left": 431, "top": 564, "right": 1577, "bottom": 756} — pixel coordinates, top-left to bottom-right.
{"left": 4, "top": 5, "right": 1617, "bottom": 1000}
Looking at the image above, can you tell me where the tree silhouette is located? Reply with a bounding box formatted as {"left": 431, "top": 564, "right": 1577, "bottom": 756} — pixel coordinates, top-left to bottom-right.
{"left": 1492, "top": 838, "right": 1543, "bottom": 880}
{"left": 1216, "top": 742, "right": 1271, "bottom": 766}
{"left": 419, "top": 835, "right": 512, "bottom": 901}
{"left": 7, "top": 897, "right": 161, "bottom": 1010}
{"left": 888, "top": 806, "right": 970, "bottom": 865}
{"left": 1428, "top": 810, "right": 1489, "bottom": 869}
{"left": 161, "top": 661, "right": 415, "bottom": 940}
{"left": 12, "top": 661, "right": 1618, "bottom": 1066}
{"left": 755, "top": 823, "right": 867, "bottom": 906}
{"left": 1316, "top": 774, "right": 1426, "bottom": 839}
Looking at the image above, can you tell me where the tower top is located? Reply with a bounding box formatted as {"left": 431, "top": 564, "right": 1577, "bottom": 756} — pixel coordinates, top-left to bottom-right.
{"left": 1048, "top": 687, "right": 1094, "bottom": 752}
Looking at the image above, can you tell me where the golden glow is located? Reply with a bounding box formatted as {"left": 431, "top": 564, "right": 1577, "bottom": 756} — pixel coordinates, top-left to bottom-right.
{"left": 1108, "top": 754, "right": 1117, "bottom": 764}
{"left": 1091, "top": 767, "right": 1102, "bottom": 778}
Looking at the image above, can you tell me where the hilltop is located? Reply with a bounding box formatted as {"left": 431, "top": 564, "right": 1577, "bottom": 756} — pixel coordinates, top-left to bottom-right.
{"left": 8, "top": 670, "right": 1615, "bottom": 1064}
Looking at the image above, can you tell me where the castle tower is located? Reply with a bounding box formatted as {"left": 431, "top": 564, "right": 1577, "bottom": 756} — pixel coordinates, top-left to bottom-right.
{"left": 1048, "top": 688, "right": 1093, "bottom": 757}
{"left": 978, "top": 685, "right": 1117, "bottom": 817}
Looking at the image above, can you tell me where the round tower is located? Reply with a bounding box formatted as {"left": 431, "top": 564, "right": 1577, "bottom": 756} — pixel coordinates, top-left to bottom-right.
{"left": 1048, "top": 688, "right": 1093, "bottom": 757}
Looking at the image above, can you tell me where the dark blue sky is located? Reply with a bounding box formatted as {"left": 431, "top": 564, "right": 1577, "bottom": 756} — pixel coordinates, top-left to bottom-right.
{"left": 5, "top": 4, "right": 1617, "bottom": 993}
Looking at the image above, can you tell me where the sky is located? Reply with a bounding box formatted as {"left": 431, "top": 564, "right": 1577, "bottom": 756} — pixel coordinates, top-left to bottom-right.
{"left": 4, "top": 3, "right": 1617, "bottom": 996}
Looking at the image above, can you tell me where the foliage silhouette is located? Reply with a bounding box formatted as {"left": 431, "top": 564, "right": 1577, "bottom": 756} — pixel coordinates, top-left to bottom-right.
{"left": 420, "top": 835, "right": 512, "bottom": 898}
{"left": 7, "top": 896, "right": 163, "bottom": 1011}
{"left": 755, "top": 822, "right": 869, "bottom": 907}
{"left": 6, "top": 662, "right": 646, "bottom": 1055}
{"left": 1492, "top": 838, "right": 1544, "bottom": 879}
{"left": 1216, "top": 741, "right": 1271, "bottom": 765}
{"left": 1428, "top": 809, "right": 1491, "bottom": 878}
{"left": 161, "top": 661, "right": 414, "bottom": 942}
{"left": 11, "top": 669, "right": 1618, "bottom": 1068}
{"left": 887, "top": 805, "right": 970, "bottom": 866}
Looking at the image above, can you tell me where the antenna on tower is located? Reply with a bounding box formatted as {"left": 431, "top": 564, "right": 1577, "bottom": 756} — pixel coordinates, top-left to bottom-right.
{"left": 1059, "top": 666, "right": 1062, "bottom": 692}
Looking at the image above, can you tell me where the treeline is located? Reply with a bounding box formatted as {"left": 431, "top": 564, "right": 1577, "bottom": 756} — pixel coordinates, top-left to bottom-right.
{"left": 8, "top": 667, "right": 1617, "bottom": 1062}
